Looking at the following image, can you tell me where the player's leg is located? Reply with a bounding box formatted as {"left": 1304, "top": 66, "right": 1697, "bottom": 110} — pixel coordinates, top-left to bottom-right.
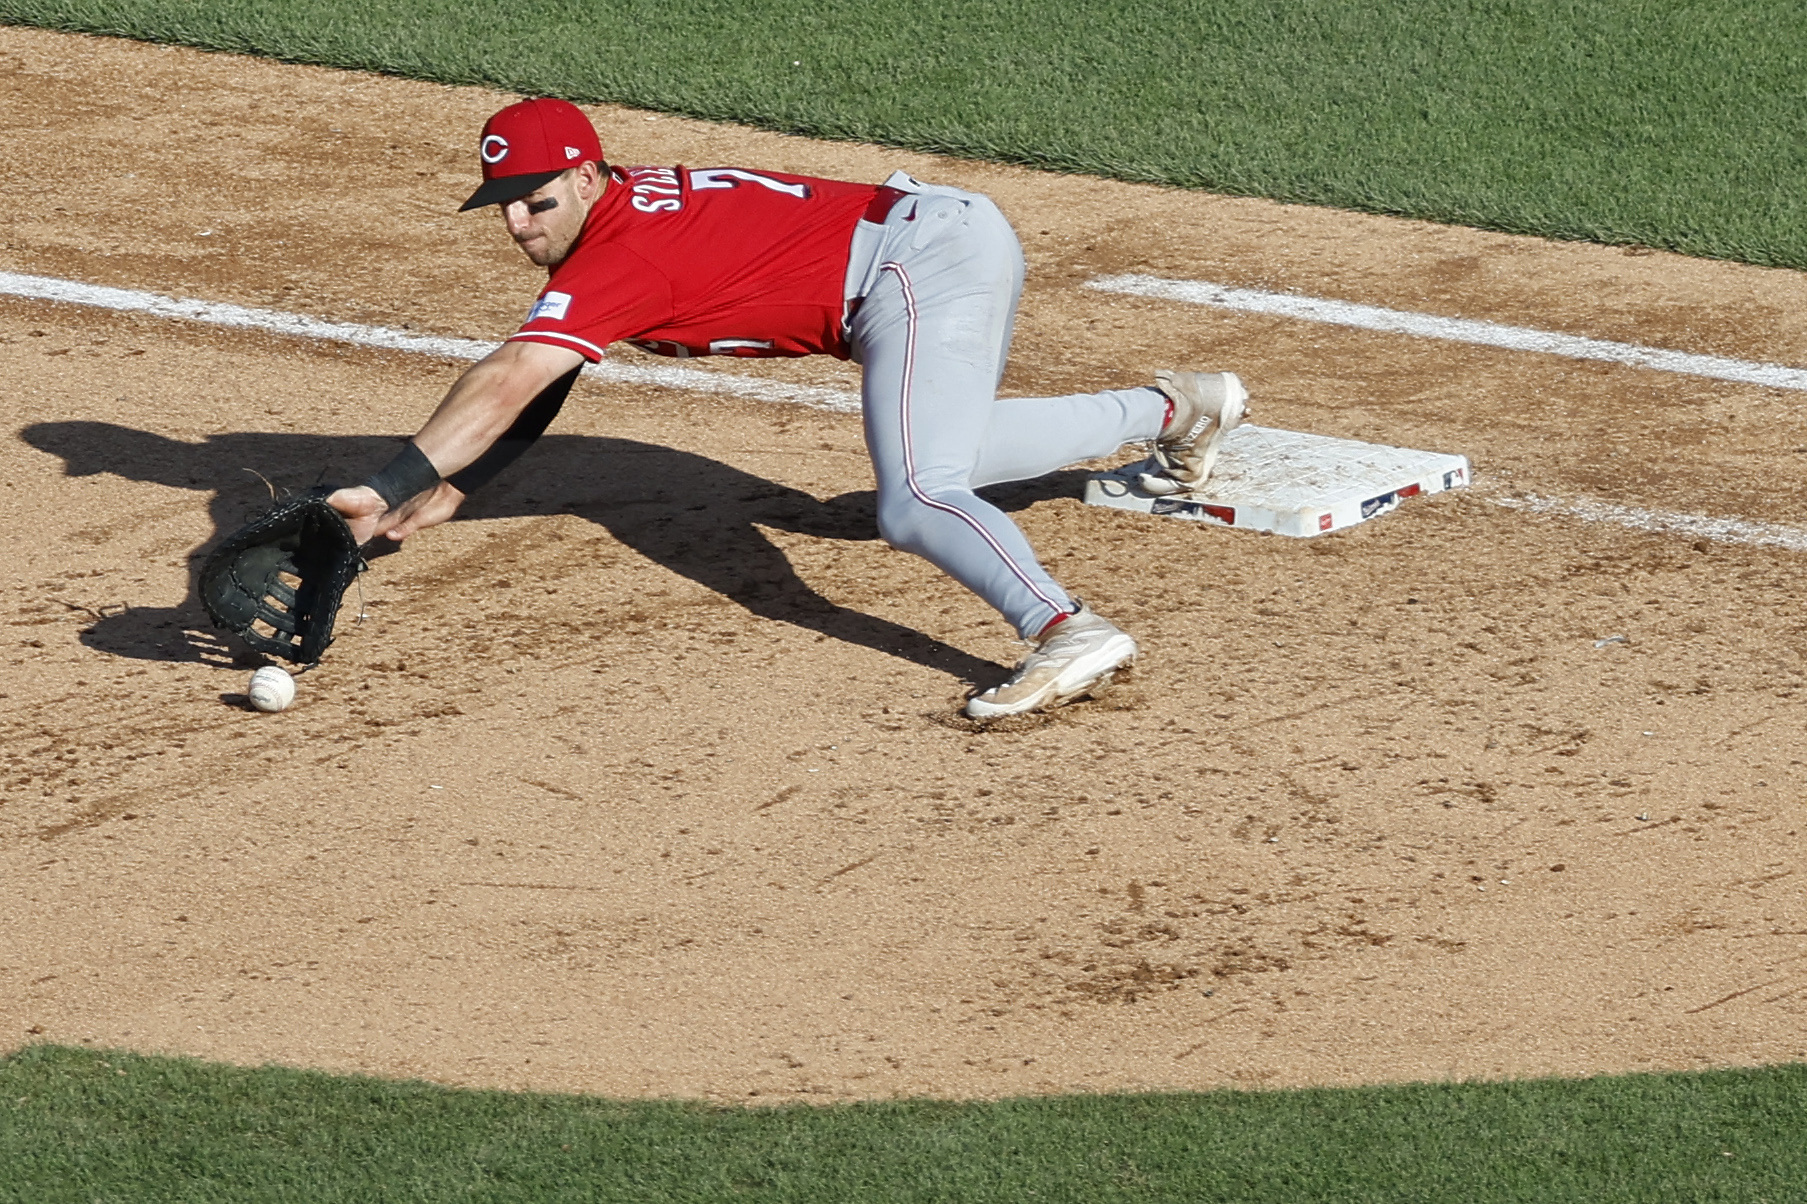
{"left": 850, "top": 194, "right": 1075, "bottom": 641}
{"left": 967, "top": 374, "right": 1247, "bottom": 492}
{"left": 852, "top": 188, "right": 1140, "bottom": 717}
{"left": 968, "top": 388, "right": 1167, "bottom": 489}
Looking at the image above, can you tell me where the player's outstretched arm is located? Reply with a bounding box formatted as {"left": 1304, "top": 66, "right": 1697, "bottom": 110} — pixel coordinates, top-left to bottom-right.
{"left": 330, "top": 339, "right": 586, "bottom": 543}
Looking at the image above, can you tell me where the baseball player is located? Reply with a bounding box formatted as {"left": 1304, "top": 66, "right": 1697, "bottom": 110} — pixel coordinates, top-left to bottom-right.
{"left": 329, "top": 98, "right": 1246, "bottom": 717}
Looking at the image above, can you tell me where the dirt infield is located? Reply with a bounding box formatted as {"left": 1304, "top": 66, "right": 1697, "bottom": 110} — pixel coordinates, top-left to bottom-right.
{"left": 3, "top": 26, "right": 1806, "bottom": 1102}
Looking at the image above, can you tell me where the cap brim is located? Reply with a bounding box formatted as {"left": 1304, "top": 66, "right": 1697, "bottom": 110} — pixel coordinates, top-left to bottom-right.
{"left": 458, "top": 169, "right": 565, "bottom": 212}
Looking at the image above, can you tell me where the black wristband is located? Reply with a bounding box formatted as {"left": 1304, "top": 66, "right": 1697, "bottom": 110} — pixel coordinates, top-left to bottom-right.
{"left": 363, "top": 441, "right": 441, "bottom": 511}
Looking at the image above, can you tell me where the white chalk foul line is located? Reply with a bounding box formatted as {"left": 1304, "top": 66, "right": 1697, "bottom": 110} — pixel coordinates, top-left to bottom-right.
{"left": 1086, "top": 273, "right": 1807, "bottom": 392}
{"left": 0, "top": 270, "right": 861, "bottom": 413}
{"left": 11, "top": 267, "right": 1807, "bottom": 553}
{"left": 1493, "top": 492, "right": 1807, "bottom": 553}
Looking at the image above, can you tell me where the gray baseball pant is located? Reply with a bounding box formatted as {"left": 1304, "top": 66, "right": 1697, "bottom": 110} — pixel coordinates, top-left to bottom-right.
{"left": 844, "top": 173, "right": 1167, "bottom": 639}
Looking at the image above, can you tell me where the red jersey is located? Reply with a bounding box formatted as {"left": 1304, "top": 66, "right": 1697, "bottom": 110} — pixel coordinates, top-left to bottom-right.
{"left": 509, "top": 165, "right": 880, "bottom": 361}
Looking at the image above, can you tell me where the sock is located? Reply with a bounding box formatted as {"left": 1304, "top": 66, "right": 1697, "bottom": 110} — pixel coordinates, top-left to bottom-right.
{"left": 1037, "top": 603, "right": 1081, "bottom": 639}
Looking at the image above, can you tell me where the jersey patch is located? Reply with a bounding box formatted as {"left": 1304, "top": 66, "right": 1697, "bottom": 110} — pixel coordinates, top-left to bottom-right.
{"left": 528, "top": 291, "right": 573, "bottom": 322}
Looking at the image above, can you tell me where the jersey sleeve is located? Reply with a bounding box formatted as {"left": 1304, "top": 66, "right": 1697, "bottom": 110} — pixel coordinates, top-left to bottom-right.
{"left": 508, "top": 246, "right": 675, "bottom": 362}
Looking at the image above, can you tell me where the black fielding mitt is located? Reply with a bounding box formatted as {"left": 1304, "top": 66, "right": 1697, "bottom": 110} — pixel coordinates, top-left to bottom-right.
{"left": 200, "top": 487, "right": 364, "bottom": 664}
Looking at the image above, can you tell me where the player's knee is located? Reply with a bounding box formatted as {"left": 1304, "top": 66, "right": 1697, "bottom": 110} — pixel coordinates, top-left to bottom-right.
{"left": 875, "top": 496, "right": 930, "bottom": 554}
{"left": 875, "top": 484, "right": 957, "bottom": 555}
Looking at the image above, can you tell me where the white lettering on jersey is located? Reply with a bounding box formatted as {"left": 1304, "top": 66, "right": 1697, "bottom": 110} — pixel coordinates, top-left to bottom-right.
{"left": 628, "top": 339, "right": 692, "bottom": 358}
{"left": 688, "top": 168, "right": 812, "bottom": 199}
{"left": 627, "top": 166, "right": 685, "bottom": 214}
{"left": 528, "top": 291, "right": 572, "bottom": 322}
{"left": 708, "top": 338, "right": 777, "bottom": 356}
{"left": 627, "top": 337, "right": 778, "bottom": 358}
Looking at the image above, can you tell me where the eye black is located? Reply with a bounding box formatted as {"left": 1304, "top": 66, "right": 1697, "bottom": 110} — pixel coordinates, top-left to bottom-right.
{"left": 526, "top": 196, "right": 559, "bottom": 215}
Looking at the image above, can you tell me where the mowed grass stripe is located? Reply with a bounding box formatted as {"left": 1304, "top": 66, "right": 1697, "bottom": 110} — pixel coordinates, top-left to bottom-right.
{"left": 3, "top": 1046, "right": 1805, "bottom": 1203}
{"left": 2, "top": 1, "right": 1806, "bottom": 267}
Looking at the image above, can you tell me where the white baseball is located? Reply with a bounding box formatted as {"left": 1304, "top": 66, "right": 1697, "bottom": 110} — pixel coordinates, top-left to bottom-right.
{"left": 247, "top": 666, "right": 297, "bottom": 713}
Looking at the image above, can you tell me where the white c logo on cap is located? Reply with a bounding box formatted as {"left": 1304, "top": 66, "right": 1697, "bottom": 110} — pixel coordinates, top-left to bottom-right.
{"left": 480, "top": 134, "right": 510, "bottom": 165}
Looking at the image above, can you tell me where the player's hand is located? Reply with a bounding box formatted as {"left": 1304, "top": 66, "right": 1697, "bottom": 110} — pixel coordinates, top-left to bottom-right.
{"left": 326, "top": 484, "right": 391, "bottom": 545}
{"left": 381, "top": 480, "right": 466, "bottom": 541}
{"left": 326, "top": 480, "right": 466, "bottom": 545}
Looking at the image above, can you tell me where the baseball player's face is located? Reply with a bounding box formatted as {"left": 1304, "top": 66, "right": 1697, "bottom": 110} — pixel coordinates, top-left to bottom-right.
{"left": 502, "top": 164, "right": 604, "bottom": 268}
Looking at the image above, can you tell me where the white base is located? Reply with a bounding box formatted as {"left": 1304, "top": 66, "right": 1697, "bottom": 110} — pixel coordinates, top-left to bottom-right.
{"left": 1085, "top": 425, "right": 1470, "bottom": 538}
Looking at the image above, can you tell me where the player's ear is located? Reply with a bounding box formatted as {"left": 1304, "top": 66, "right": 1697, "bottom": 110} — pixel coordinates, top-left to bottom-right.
{"left": 577, "top": 160, "right": 605, "bottom": 200}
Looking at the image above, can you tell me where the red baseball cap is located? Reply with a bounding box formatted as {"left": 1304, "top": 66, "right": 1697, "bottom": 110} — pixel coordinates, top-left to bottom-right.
{"left": 459, "top": 98, "right": 605, "bottom": 211}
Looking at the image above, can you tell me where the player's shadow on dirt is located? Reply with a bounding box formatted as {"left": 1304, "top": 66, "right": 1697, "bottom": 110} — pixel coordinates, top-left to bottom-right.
{"left": 22, "top": 422, "right": 1090, "bottom": 684}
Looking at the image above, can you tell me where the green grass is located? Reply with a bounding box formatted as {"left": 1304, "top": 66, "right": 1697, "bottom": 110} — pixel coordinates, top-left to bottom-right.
{"left": 4, "top": 1, "right": 1807, "bottom": 267}
{"left": 2, "top": 1046, "right": 1805, "bottom": 1202}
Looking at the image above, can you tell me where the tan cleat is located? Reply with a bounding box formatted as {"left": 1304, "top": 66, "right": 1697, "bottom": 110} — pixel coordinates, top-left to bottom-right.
{"left": 1139, "top": 369, "right": 1248, "bottom": 496}
{"left": 965, "top": 604, "right": 1138, "bottom": 719}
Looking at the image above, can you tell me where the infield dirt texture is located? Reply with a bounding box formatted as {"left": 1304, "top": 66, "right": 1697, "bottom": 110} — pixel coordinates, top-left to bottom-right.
{"left": 3, "top": 26, "right": 1805, "bottom": 1102}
